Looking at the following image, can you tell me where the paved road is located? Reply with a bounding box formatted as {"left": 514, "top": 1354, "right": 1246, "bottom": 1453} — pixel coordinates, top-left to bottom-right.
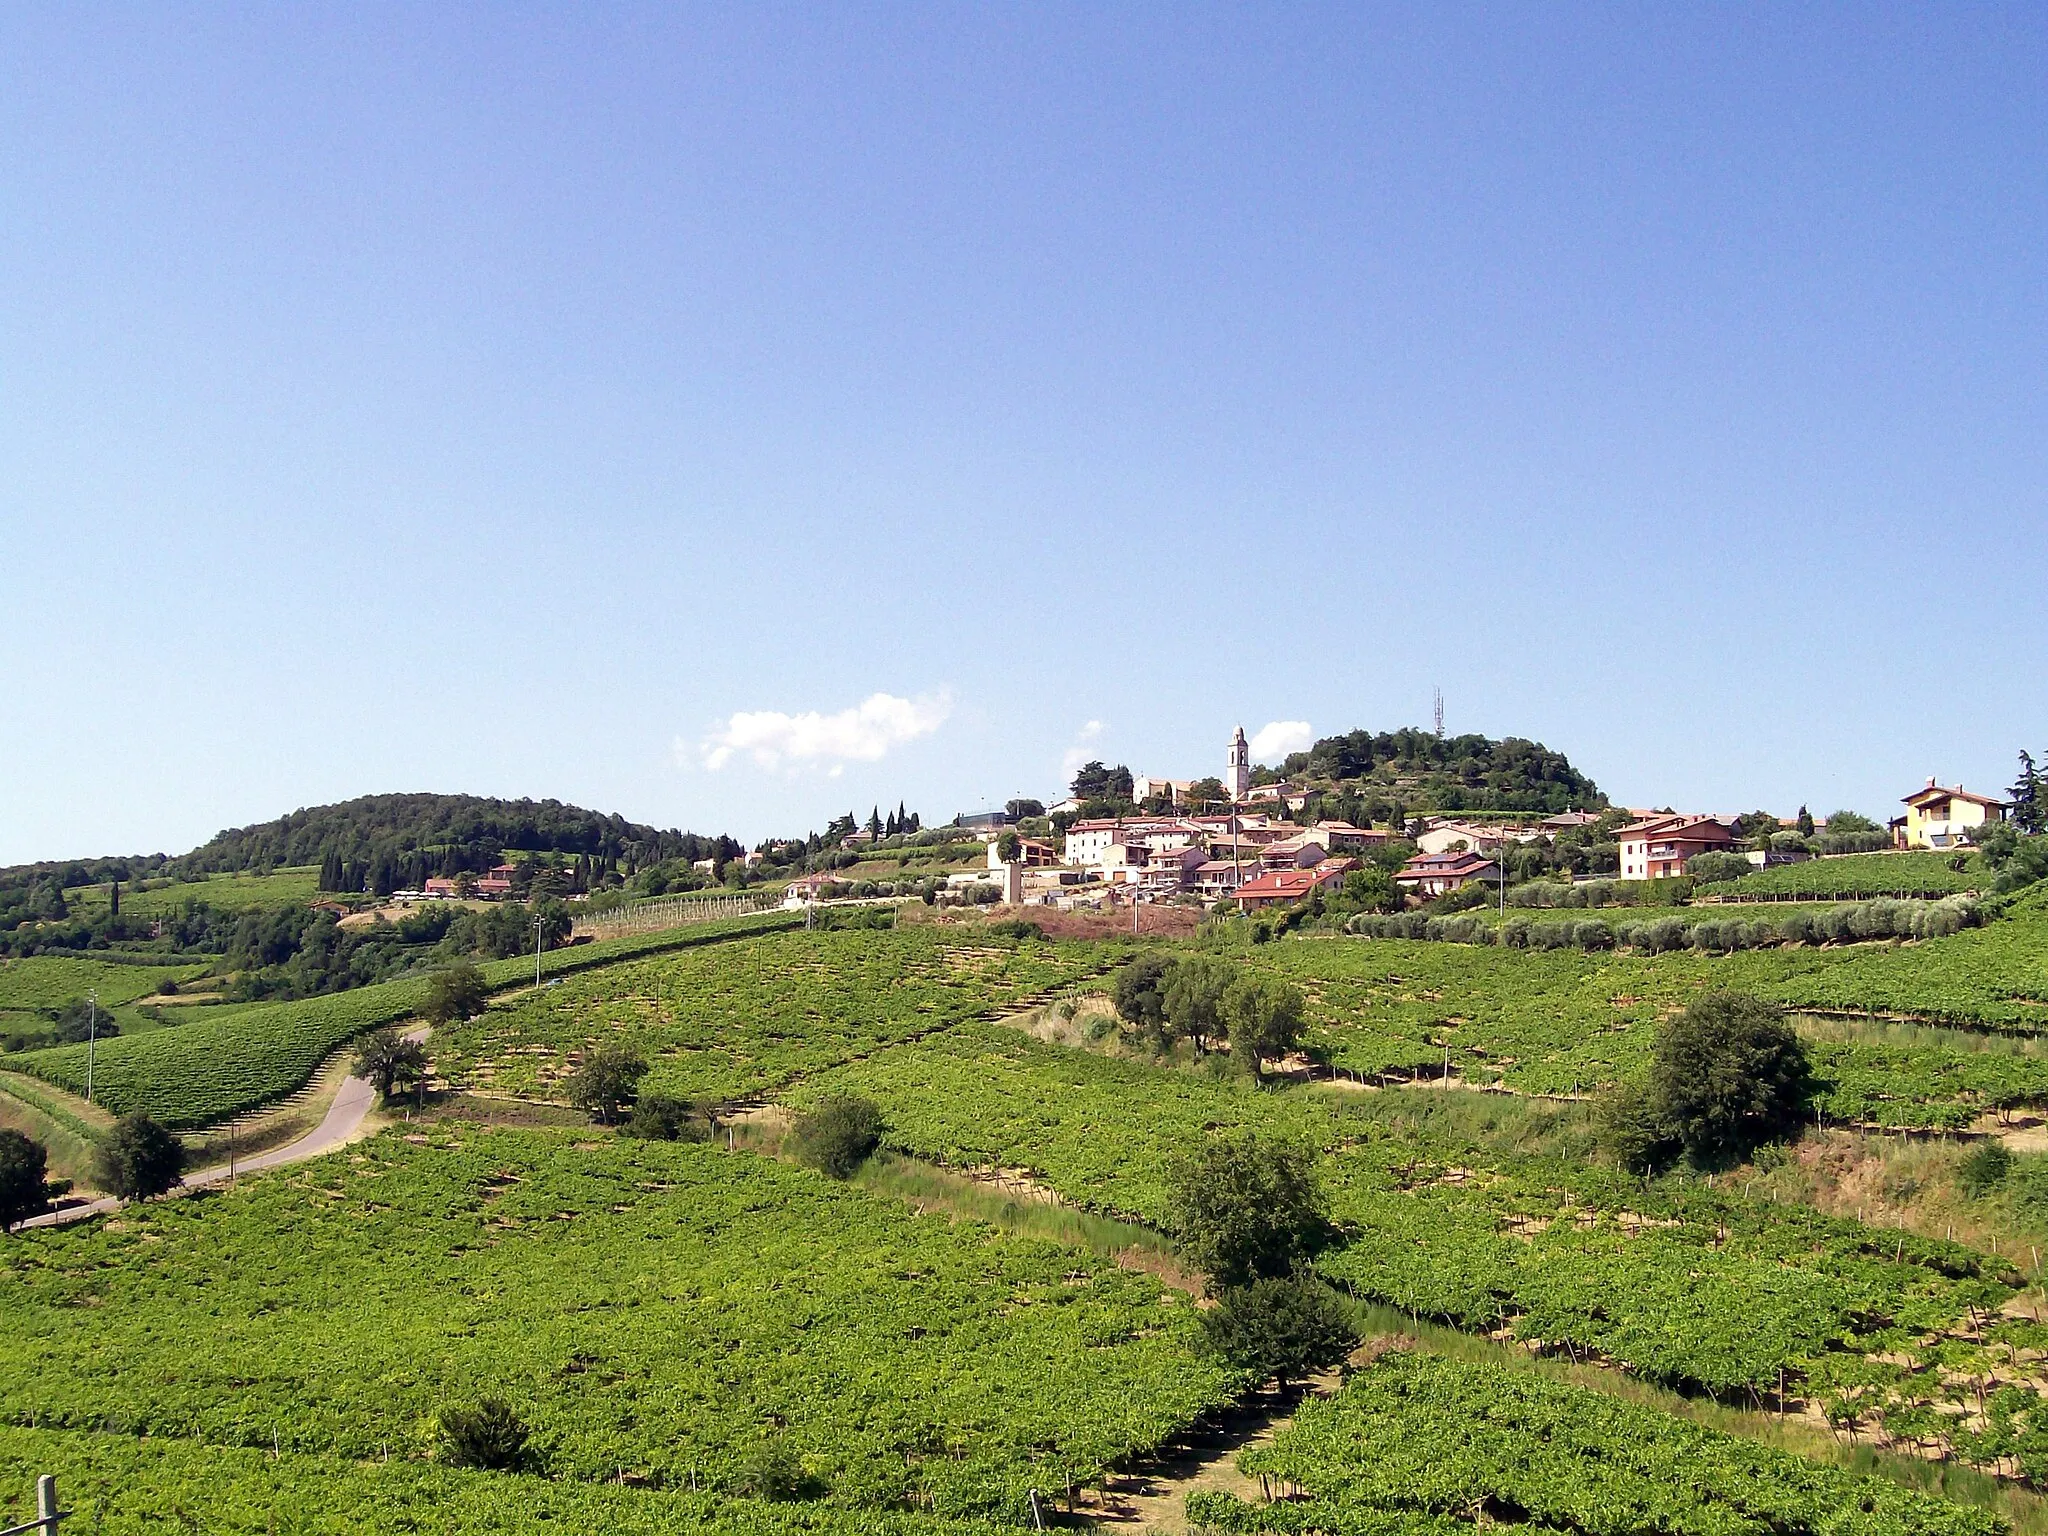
{"left": 19, "top": 1026, "right": 426, "bottom": 1232}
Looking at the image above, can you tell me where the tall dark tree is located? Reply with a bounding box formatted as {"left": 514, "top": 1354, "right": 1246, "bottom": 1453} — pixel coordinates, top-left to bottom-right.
{"left": 2012, "top": 751, "right": 2043, "bottom": 836}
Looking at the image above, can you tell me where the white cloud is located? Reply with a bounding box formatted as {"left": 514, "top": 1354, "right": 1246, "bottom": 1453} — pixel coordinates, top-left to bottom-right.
{"left": 1250, "top": 720, "right": 1313, "bottom": 763}
{"left": 692, "top": 691, "right": 952, "bottom": 772}
{"left": 1060, "top": 719, "right": 1106, "bottom": 776}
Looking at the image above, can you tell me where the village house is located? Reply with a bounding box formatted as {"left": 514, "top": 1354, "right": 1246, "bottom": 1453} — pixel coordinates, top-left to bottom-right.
{"left": 1614, "top": 814, "right": 1736, "bottom": 880}
{"left": 1414, "top": 821, "right": 1508, "bottom": 857}
{"left": 1258, "top": 833, "right": 1329, "bottom": 871}
{"left": 1393, "top": 849, "right": 1503, "bottom": 899}
{"left": 1192, "top": 859, "right": 1255, "bottom": 899}
{"left": 988, "top": 837, "right": 1060, "bottom": 869}
{"left": 1232, "top": 858, "right": 1357, "bottom": 911}
{"left": 1132, "top": 775, "right": 1198, "bottom": 806}
{"left": 1895, "top": 781, "right": 2006, "bottom": 849}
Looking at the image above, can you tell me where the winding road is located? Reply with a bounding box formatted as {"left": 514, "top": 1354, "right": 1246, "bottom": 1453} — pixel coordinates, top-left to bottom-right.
{"left": 20, "top": 1026, "right": 427, "bottom": 1231}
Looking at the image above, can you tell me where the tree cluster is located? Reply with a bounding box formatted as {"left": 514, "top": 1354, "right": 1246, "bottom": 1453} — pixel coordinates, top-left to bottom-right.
{"left": 1165, "top": 1132, "right": 1355, "bottom": 1389}
{"left": 1112, "top": 955, "right": 1307, "bottom": 1075}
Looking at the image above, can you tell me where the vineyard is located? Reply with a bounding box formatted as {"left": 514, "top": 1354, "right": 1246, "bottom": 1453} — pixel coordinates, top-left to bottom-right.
{"left": 11, "top": 912, "right": 799, "bottom": 1126}
{"left": 1194, "top": 1348, "right": 2000, "bottom": 1536}
{"left": 1217, "top": 915, "right": 2048, "bottom": 1121}
{"left": 1696, "top": 851, "right": 1986, "bottom": 901}
{"left": 816, "top": 1026, "right": 2021, "bottom": 1404}
{"left": 0, "top": 1128, "right": 1232, "bottom": 1520}
{"left": 0, "top": 1423, "right": 1023, "bottom": 1536}
{"left": 434, "top": 926, "right": 1120, "bottom": 1106}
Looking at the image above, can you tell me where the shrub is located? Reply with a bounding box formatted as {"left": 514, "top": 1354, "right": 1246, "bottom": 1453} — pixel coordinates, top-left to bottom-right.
{"left": 437, "top": 1399, "right": 533, "bottom": 1471}
{"left": 622, "top": 1094, "right": 713, "bottom": 1142}
{"left": 1958, "top": 1140, "right": 2013, "bottom": 1197}
{"left": 1688, "top": 852, "right": 1753, "bottom": 884}
{"left": 1574, "top": 920, "right": 1615, "bottom": 951}
{"left": 737, "top": 1435, "right": 808, "bottom": 1500}
{"left": 1598, "top": 1075, "right": 1678, "bottom": 1176}
{"left": 1221, "top": 974, "right": 1306, "bottom": 1077}
{"left": 95, "top": 1114, "right": 185, "bottom": 1201}
{"left": 788, "top": 1095, "right": 884, "bottom": 1179}
{"left": 1201, "top": 1277, "right": 1358, "bottom": 1389}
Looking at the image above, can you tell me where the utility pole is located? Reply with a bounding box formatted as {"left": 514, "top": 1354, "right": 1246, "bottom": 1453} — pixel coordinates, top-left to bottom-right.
{"left": 85, "top": 990, "right": 98, "bottom": 1105}
{"left": 533, "top": 915, "right": 544, "bottom": 991}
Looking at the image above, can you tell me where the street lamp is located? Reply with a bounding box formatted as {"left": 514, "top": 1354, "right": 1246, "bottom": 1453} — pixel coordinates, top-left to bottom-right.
{"left": 85, "top": 989, "right": 98, "bottom": 1105}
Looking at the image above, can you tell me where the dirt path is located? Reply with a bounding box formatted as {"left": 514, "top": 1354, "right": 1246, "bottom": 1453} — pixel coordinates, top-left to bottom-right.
{"left": 20, "top": 1025, "right": 428, "bottom": 1231}
{"left": 1097, "top": 1367, "right": 1344, "bottom": 1533}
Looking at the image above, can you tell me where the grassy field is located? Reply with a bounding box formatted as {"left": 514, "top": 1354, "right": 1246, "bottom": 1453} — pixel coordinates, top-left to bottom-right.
{"left": 0, "top": 955, "right": 214, "bottom": 1052}
{"left": 0, "top": 1127, "right": 1232, "bottom": 1520}
{"left": 62, "top": 865, "right": 326, "bottom": 918}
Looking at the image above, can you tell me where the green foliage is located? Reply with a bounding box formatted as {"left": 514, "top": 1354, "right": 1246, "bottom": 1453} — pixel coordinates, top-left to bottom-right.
{"left": 1113, "top": 953, "right": 1175, "bottom": 1045}
{"left": 789, "top": 1095, "right": 885, "bottom": 1179}
{"left": 565, "top": 1044, "right": 648, "bottom": 1124}
{"left": 1697, "top": 850, "right": 1983, "bottom": 900}
{"left": 1199, "top": 1277, "right": 1357, "bottom": 1388}
{"left": 1165, "top": 1131, "right": 1330, "bottom": 1287}
{"left": 1278, "top": 727, "right": 1604, "bottom": 815}
{"left": 437, "top": 1399, "right": 533, "bottom": 1472}
{"left": 94, "top": 1113, "right": 185, "bottom": 1200}
{"left": 1958, "top": 1139, "right": 2014, "bottom": 1197}
{"left": 434, "top": 926, "right": 1105, "bottom": 1108}
{"left": 0, "top": 1129, "right": 56, "bottom": 1232}
{"left": 0, "top": 1422, "right": 1027, "bottom": 1536}
{"left": 738, "top": 1436, "right": 810, "bottom": 1501}
{"left": 425, "top": 963, "right": 488, "bottom": 1024}
{"left": 822, "top": 1025, "right": 2007, "bottom": 1398}
{"left": 1212, "top": 1350, "right": 1999, "bottom": 1536}
{"left": 1686, "top": 850, "right": 1753, "bottom": 883}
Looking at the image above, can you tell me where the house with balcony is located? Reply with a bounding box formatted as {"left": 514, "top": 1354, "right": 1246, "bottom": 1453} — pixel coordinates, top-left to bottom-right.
{"left": 1393, "top": 850, "right": 1502, "bottom": 899}
{"left": 1895, "top": 781, "right": 2006, "bottom": 849}
{"left": 1615, "top": 815, "right": 1736, "bottom": 880}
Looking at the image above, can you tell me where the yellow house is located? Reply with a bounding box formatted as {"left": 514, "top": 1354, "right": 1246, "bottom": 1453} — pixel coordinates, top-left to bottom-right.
{"left": 1895, "top": 780, "right": 2006, "bottom": 849}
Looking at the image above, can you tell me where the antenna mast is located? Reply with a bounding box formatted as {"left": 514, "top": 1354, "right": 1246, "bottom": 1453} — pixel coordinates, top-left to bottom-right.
{"left": 1433, "top": 687, "right": 1444, "bottom": 739}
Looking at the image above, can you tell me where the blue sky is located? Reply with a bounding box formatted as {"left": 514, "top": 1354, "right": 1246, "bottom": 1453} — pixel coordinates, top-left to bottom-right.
{"left": 3, "top": 5, "right": 2044, "bottom": 861}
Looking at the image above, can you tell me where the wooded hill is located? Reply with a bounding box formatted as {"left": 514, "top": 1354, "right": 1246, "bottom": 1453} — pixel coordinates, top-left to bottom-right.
{"left": 1276, "top": 727, "right": 1605, "bottom": 815}
{"left": 171, "top": 793, "right": 738, "bottom": 880}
